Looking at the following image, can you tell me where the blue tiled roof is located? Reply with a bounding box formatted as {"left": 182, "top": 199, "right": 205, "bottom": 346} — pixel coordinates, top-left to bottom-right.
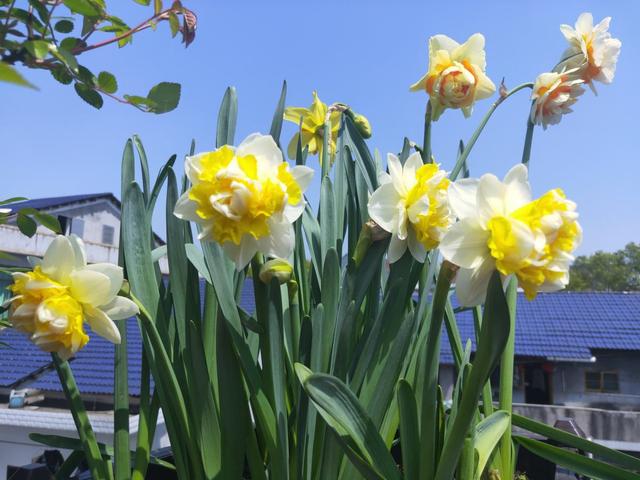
{"left": 1, "top": 284, "right": 639, "bottom": 396}
{"left": 2, "top": 193, "right": 117, "bottom": 214}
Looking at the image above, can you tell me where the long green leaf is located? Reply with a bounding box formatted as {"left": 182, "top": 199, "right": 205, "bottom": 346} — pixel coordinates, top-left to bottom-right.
{"left": 397, "top": 380, "right": 419, "bottom": 480}
{"left": 270, "top": 80, "right": 287, "bottom": 145}
{"left": 216, "top": 86, "right": 238, "bottom": 147}
{"left": 515, "top": 436, "right": 640, "bottom": 480}
{"left": 474, "top": 411, "right": 510, "bottom": 478}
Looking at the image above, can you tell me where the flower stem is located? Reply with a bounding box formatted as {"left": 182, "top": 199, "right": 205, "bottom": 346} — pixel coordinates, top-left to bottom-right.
{"left": 449, "top": 82, "right": 534, "bottom": 180}
{"left": 422, "top": 100, "right": 433, "bottom": 163}
{"left": 521, "top": 114, "right": 535, "bottom": 167}
{"left": 498, "top": 277, "right": 518, "bottom": 478}
{"left": 52, "top": 353, "right": 112, "bottom": 480}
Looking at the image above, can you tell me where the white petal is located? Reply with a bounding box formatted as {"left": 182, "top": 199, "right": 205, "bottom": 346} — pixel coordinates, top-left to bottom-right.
{"left": 387, "top": 234, "right": 407, "bottom": 264}
{"left": 236, "top": 133, "right": 283, "bottom": 172}
{"left": 407, "top": 228, "right": 427, "bottom": 263}
{"left": 83, "top": 263, "right": 123, "bottom": 305}
{"left": 68, "top": 235, "right": 87, "bottom": 268}
{"left": 100, "top": 296, "right": 139, "bottom": 321}
{"left": 184, "top": 152, "right": 206, "bottom": 184}
{"left": 504, "top": 164, "right": 532, "bottom": 212}
{"left": 575, "top": 12, "right": 594, "bottom": 35}
{"left": 387, "top": 154, "right": 407, "bottom": 196}
{"left": 260, "top": 219, "right": 295, "bottom": 260}
{"left": 368, "top": 183, "right": 401, "bottom": 233}
{"left": 439, "top": 219, "right": 489, "bottom": 269}
{"left": 477, "top": 173, "right": 506, "bottom": 221}
{"left": 455, "top": 258, "right": 495, "bottom": 307}
{"left": 42, "top": 236, "right": 75, "bottom": 283}
{"left": 69, "top": 270, "right": 112, "bottom": 307}
{"left": 449, "top": 178, "right": 479, "bottom": 219}
{"left": 283, "top": 202, "right": 305, "bottom": 223}
{"left": 430, "top": 34, "right": 460, "bottom": 55}
{"left": 291, "top": 165, "right": 314, "bottom": 193}
{"left": 402, "top": 152, "right": 423, "bottom": 187}
{"left": 453, "top": 33, "right": 486, "bottom": 69}
{"left": 223, "top": 237, "right": 259, "bottom": 271}
{"left": 409, "top": 72, "right": 428, "bottom": 92}
{"left": 174, "top": 191, "right": 201, "bottom": 222}
{"left": 84, "top": 305, "right": 121, "bottom": 344}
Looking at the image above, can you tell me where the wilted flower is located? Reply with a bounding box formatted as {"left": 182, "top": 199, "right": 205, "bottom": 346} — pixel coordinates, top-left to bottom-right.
{"left": 440, "top": 165, "right": 581, "bottom": 306}
{"left": 284, "top": 91, "right": 341, "bottom": 163}
{"left": 174, "top": 133, "right": 314, "bottom": 270}
{"left": 410, "top": 33, "right": 496, "bottom": 121}
{"left": 6, "top": 235, "right": 139, "bottom": 358}
{"left": 558, "top": 12, "right": 621, "bottom": 91}
{"left": 368, "top": 152, "right": 452, "bottom": 263}
{"left": 530, "top": 70, "right": 585, "bottom": 129}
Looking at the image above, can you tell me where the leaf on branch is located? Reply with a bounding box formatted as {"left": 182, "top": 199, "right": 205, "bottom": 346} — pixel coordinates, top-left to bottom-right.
{"left": 54, "top": 20, "right": 75, "bottom": 34}
{"left": 63, "top": 0, "right": 103, "bottom": 18}
{"left": 0, "top": 62, "right": 37, "bottom": 89}
{"left": 16, "top": 212, "right": 37, "bottom": 237}
{"left": 146, "top": 82, "right": 180, "bottom": 113}
{"left": 179, "top": 7, "right": 196, "bottom": 47}
{"left": 50, "top": 65, "right": 73, "bottom": 85}
{"left": 97, "top": 71, "right": 117, "bottom": 94}
{"left": 24, "top": 40, "right": 51, "bottom": 60}
{"left": 74, "top": 83, "right": 103, "bottom": 109}
{"left": 168, "top": 12, "right": 179, "bottom": 38}
{"left": 51, "top": 47, "right": 79, "bottom": 74}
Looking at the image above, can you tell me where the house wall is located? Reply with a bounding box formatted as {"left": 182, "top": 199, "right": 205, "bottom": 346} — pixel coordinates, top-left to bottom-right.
{"left": 438, "top": 365, "right": 526, "bottom": 403}
{"left": 552, "top": 351, "right": 640, "bottom": 411}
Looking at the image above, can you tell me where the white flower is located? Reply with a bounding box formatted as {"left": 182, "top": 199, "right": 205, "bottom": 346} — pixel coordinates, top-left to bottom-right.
{"left": 410, "top": 33, "right": 496, "bottom": 120}
{"left": 367, "top": 152, "right": 452, "bottom": 263}
{"left": 558, "top": 12, "right": 621, "bottom": 91}
{"left": 530, "top": 70, "right": 585, "bottom": 129}
{"left": 8, "top": 235, "right": 139, "bottom": 357}
{"left": 174, "top": 133, "right": 314, "bottom": 270}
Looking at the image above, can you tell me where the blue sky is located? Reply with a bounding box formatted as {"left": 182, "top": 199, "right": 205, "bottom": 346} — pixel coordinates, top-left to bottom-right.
{"left": 2, "top": 0, "right": 638, "bottom": 255}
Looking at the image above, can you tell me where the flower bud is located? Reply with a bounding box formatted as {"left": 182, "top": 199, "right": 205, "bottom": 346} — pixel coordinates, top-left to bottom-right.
{"left": 353, "top": 113, "right": 372, "bottom": 138}
{"left": 259, "top": 258, "right": 293, "bottom": 285}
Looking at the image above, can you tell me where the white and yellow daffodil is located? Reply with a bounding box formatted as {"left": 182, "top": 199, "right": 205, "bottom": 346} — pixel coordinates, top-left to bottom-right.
{"left": 367, "top": 152, "right": 452, "bottom": 263}
{"left": 440, "top": 164, "right": 581, "bottom": 306}
{"left": 7, "top": 235, "right": 139, "bottom": 358}
{"left": 530, "top": 70, "right": 585, "bottom": 129}
{"left": 174, "top": 133, "right": 314, "bottom": 270}
{"left": 558, "top": 12, "right": 621, "bottom": 91}
{"left": 284, "top": 91, "right": 341, "bottom": 163}
{"left": 410, "top": 33, "right": 496, "bottom": 121}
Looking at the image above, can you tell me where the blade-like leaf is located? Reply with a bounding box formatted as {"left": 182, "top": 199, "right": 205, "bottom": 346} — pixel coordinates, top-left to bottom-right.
{"left": 474, "top": 411, "right": 510, "bottom": 478}
{"left": 216, "top": 87, "right": 238, "bottom": 147}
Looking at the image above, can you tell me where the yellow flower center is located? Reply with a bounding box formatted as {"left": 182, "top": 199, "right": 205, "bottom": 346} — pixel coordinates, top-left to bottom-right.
{"left": 404, "top": 164, "right": 451, "bottom": 249}
{"left": 427, "top": 59, "right": 477, "bottom": 108}
{"left": 189, "top": 146, "right": 302, "bottom": 245}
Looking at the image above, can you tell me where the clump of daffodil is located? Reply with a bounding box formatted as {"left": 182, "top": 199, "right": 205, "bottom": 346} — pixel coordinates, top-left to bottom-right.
{"left": 6, "top": 235, "right": 139, "bottom": 358}
{"left": 368, "top": 152, "right": 452, "bottom": 263}
{"left": 558, "top": 12, "right": 621, "bottom": 92}
{"left": 439, "top": 164, "right": 581, "bottom": 306}
{"left": 284, "top": 91, "right": 341, "bottom": 163}
{"left": 530, "top": 69, "right": 585, "bottom": 129}
{"left": 410, "top": 33, "right": 496, "bottom": 121}
{"left": 174, "top": 133, "right": 314, "bottom": 270}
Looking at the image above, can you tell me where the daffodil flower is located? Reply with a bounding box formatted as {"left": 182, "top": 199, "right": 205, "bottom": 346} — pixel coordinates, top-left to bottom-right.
{"left": 530, "top": 69, "right": 585, "bottom": 129}
{"left": 410, "top": 33, "right": 496, "bottom": 121}
{"left": 558, "top": 12, "right": 621, "bottom": 92}
{"left": 283, "top": 91, "right": 341, "bottom": 163}
{"left": 7, "top": 235, "right": 139, "bottom": 358}
{"left": 440, "top": 164, "right": 581, "bottom": 306}
{"left": 367, "top": 152, "right": 452, "bottom": 263}
{"left": 174, "top": 133, "right": 314, "bottom": 270}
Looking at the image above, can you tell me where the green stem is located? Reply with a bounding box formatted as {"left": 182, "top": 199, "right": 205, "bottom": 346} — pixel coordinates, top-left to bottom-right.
{"left": 498, "top": 277, "right": 518, "bottom": 478}
{"left": 449, "top": 82, "right": 534, "bottom": 180}
{"left": 52, "top": 353, "right": 111, "bottom": 480}
{"left": 521, "top": 114, "right": 535, "bottom": 167}
{"left": 113, "top": 320, "right": 130, "bottom": 480}
{"left": 422, "top": 100, "right": 433, "bottom": 163}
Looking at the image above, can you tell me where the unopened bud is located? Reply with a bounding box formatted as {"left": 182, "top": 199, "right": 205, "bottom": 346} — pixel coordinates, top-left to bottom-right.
{"left": 259, "top": 259, "right": 293, "bottom": 285}
{"left": 353, "top": 113, "right": 372, "bottom": 138}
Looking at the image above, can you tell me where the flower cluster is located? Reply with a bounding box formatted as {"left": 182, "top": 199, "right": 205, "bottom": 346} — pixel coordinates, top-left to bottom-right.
{"left": 440, "top": 165, "right": 581, "bottom": 306}
{"left": 531, "top": 12, "right": 621, "bottom": 128}
{"left": 174, "top": 133, "right": 313, "bottom": 269}
{"left": 6, "top": 235, "right": 139, "bottom": 357}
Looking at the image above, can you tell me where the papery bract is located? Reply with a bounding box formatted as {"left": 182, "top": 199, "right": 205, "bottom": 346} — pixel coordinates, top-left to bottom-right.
{"left": 174, "top": 133, "right": 314, "bottom": 270}
{"left": 368, "top": 152, "right": 452, "bottom": 263}
{"left": 7, "top": 235, "right": 139, "bottom": 358}
{"left": 410, "top": 33, "right": 496, "bottom": 121}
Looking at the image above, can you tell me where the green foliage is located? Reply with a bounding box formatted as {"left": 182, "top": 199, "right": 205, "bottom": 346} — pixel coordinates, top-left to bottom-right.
{"left": 568, "top": 243, "right": 640, "bottom": 291}
{"left": 0, "top": 0, "right": 196, "bottom": 113}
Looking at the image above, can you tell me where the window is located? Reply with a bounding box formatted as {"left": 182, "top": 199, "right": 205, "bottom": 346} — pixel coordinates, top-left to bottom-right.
{"left": 102, "top": 225, "right": 115, "bottom": 245}
{"left": 70, "top": 218, "right": 85, "bottom": 237}
{"left": 585, "top": 371, "right": 619, "bottom": 393}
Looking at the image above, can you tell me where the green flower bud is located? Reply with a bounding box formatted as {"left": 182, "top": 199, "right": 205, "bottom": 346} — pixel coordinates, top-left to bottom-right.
{"left": 353, "top": 113, "right": 372, "bottom": 138}
{"left": 259, "top": 258, "right": 293, "bottom": 285}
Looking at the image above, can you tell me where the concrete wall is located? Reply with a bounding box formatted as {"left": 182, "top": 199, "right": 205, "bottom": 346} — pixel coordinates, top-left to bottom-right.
{"left": 552, "top": 351, "right": 640, "bottom": 410}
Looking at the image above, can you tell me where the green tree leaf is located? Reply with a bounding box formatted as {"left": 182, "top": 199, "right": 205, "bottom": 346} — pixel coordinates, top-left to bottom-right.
{"left": 50, "top": 65, "right": 73, "bottom": 85}
{"left": 54, "top": 19, "right": 75, "bottom": 33}
{"left": 146, "top": 82, "right": 180, "bottom": 113}
{"left": 24, "top": 40, "right": 51, "bottom": 60}
{"left": 74, "top": 83, "right": 103, "bottom": 109}
{"left": 63, "top": 0, "right": 102, "bottom": 17}
{"left": 0, "top": 62, "right": 37, "bottom": 89}
{"left": 16, "top": 212, "right": 37, "bottom": 237}
{"left": 33, "top": 212, "right": 61, "bottom": 233}
{"left": 98, "top": 71, "right": 118, "bottom": 93}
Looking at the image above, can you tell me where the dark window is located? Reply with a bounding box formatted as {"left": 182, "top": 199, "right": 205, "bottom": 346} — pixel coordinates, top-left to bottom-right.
{"left": 602, "top": 372, "right": 619, "bottom": 392}
{"left": 102, "top": 225, "right": 115, "bottom": 245}
{"left": 70, "top": 218, "right": 85, "bottom": 237}
{"left": 585, "top": 371, "right": 619, "bottom": 393}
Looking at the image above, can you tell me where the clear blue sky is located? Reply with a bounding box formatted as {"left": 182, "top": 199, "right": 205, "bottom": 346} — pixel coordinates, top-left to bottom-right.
{"left": 2, "top": 1, "right": 638, "bottom": 255}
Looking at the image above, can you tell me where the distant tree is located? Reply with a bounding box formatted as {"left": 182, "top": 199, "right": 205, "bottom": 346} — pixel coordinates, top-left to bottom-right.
{"left": 568, "top": 242, "right": 640, "bottom": 291}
